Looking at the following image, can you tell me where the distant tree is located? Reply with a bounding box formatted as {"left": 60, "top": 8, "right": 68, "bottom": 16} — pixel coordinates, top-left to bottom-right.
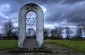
{"left": 50, "top": 27, "right": 63, "bottom": 39}
{"left": 2, "top": 20, "right": 13, "bottom": 39}
{"left": 44, "top": 28, "right": 50, "bottom": 39}
{"left": 80, "top": 23, "right": 85, "bottom": 36}
{"left": 44, "top": 28, "right": 48, "bottom": 37}
{"left": 51, "top": 29, "right": 56, "bottom": 37}
{"left": 65, "top": 27, "right": 72, "bottom": 40}
{"left": 12, "top": 27, "right": 18, "bottom": 39}
{"left": 76, "top": 23, "right": 85, "bottom": 38}
{"left": 57, "top": 27, "right": 63, "bottom": 39}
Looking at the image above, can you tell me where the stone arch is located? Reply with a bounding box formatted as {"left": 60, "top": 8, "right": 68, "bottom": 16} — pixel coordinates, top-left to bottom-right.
{"left": 18, "top": 3, "right": 44, "bottom": 48}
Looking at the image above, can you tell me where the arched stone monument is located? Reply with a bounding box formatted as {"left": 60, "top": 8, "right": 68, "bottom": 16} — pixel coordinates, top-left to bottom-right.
{"left": 18, "top": 3, "right": 44, "bottom": 48}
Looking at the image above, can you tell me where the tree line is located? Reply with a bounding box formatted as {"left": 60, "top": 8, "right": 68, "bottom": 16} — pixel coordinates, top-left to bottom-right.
{"left": 44, "top": 23, "right": 85, "bottom": 40}
{"left": 0, "top": 20, "right": 18, "bottom": 39}
{"left": 0, "top": 20, "right": 85, "bottom": 40}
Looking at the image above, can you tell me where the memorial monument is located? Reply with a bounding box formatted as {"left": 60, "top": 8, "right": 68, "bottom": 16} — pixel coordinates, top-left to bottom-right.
{"left": 18, "top": 3, "right": 44, "bottom": 48}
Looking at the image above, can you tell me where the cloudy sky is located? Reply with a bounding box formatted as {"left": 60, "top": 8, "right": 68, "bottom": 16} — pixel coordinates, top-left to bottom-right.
{"left": 0, "top": 0, "right": 85, "bottom": 29}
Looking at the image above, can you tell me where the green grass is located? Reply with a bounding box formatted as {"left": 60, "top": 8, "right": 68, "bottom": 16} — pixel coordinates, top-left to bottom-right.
{"left": 0, "top": 40, "right": 85, "bottom": 53}
{"left": 0, "top": 40, "right": 17, "bottom": 49}
{"left": 44, "top": 40, "right": 85, "bottom": 53}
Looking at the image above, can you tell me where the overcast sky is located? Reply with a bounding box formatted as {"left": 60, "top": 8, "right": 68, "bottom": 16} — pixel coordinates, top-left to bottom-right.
{"left": 0, "top": 0, "right": 85, "bottom": 29}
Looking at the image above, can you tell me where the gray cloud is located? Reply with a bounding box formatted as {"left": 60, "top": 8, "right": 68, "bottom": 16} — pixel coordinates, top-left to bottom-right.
{"left": 45, "top": 1, "right": 85, "bottom": 25}
{"left": 0, "top": 0, "right": 85, "bottom": 28}
{"left": 61, "top": 0, "right": 85, "bottom": 4}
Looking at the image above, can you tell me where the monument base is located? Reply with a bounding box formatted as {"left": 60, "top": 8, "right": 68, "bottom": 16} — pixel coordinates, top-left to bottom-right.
{"left": 9, "top": 47, "right": 52, "bottom": 53}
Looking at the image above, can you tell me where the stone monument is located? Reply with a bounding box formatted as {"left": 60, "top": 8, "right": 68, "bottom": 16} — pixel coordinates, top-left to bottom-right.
{"left": 18, "top": 3, "right": 44, "bottom": 48}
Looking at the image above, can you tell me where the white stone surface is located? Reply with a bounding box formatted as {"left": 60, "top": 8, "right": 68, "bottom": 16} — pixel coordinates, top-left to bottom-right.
{"left": 18, "top": 3, "right": 44, "bottom": 48}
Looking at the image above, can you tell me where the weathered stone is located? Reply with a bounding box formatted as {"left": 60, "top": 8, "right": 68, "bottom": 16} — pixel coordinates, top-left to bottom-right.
{"left": 18, "top": 3, "right": 44, "bottom": 48}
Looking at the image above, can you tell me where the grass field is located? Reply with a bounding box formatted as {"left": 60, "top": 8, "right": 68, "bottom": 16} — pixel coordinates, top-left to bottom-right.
{"left": 44, "top": 40, "right": 85, "bottom": 53}
{"left": 0, "top": 40, "right": 85, "bottom": 53}
{"left": 0, "top": 40, "right": 17, "bottom": 49}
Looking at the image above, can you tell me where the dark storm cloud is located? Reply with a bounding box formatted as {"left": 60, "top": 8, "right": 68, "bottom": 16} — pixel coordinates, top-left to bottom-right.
{"left": 45, "top": 0, "right": 85, "bottom": 25}
{"left": 61, "top": 0, "right": 85, "bottom": 4}
{"left": 0, "top": 0, "right": 85, "bottom": 27}
{"left": 13, "top": 0, "right": 85, "bottom": 4}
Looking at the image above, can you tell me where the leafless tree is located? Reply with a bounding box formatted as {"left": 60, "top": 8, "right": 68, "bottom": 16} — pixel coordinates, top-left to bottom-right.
{"left": 44, "top": 28, "right": 48, "bottom": 37}
{"left": 51, "top": 29, "right": 56, "bottom": 37}
{"left": 50, "top": 27, "right": 63, "bottom": 39}
{"left": 12, "top": 27, "right": 18, "bottom": 39}
{"left": 76, "top": 23, "right": 85, "bottom": 38}
{"left": 57, "top": 27, "right": 63, "bottom": 39}
{"left": 44, "top": 28, "right": 50, "bottom": 39}
{"left": 65, "top": 27, "right": 72, "bottom": 39}
{"left": 2, "top": 20, "right": 13, "bottom": 39}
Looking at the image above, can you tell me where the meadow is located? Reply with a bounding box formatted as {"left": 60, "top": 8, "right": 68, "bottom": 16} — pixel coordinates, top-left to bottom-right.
{"left": 0, "top": 40, "right": 85, "bottom": 53}
{"left": 44, "top": 40, "right": 85, "bottom": 53}
{"left": 0, "top": 40, "right": 17, "bottom": 49}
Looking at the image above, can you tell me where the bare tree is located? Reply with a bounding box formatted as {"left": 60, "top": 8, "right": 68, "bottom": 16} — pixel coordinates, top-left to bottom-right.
{"left": 44, "top": 28, "right": 50, "bottom": 39}
{"left": 3, "top": 20, "right": 13, "bottom": 39}
{"left": 50, "top": 27, "right": 63, "bottom": 39}
{"left": 51, "top": 29, "right": 56, "bottom": 37}
{"left": 80, "top": 23, "right": 85, "bottom": 36}
{"left": 76, "top": 23, "right": 85, "bottom": 38}
{"left": 57, "top": 27, "right": 63, "bottom": 39}
{"left": 65, "top": 27, "right": 72, "bottom": 40}
{"left": 44, "top": 28, "right": 48, "bottom": 37}
{"left": 12, "top": 27, "right": 18, "bottom": 39}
